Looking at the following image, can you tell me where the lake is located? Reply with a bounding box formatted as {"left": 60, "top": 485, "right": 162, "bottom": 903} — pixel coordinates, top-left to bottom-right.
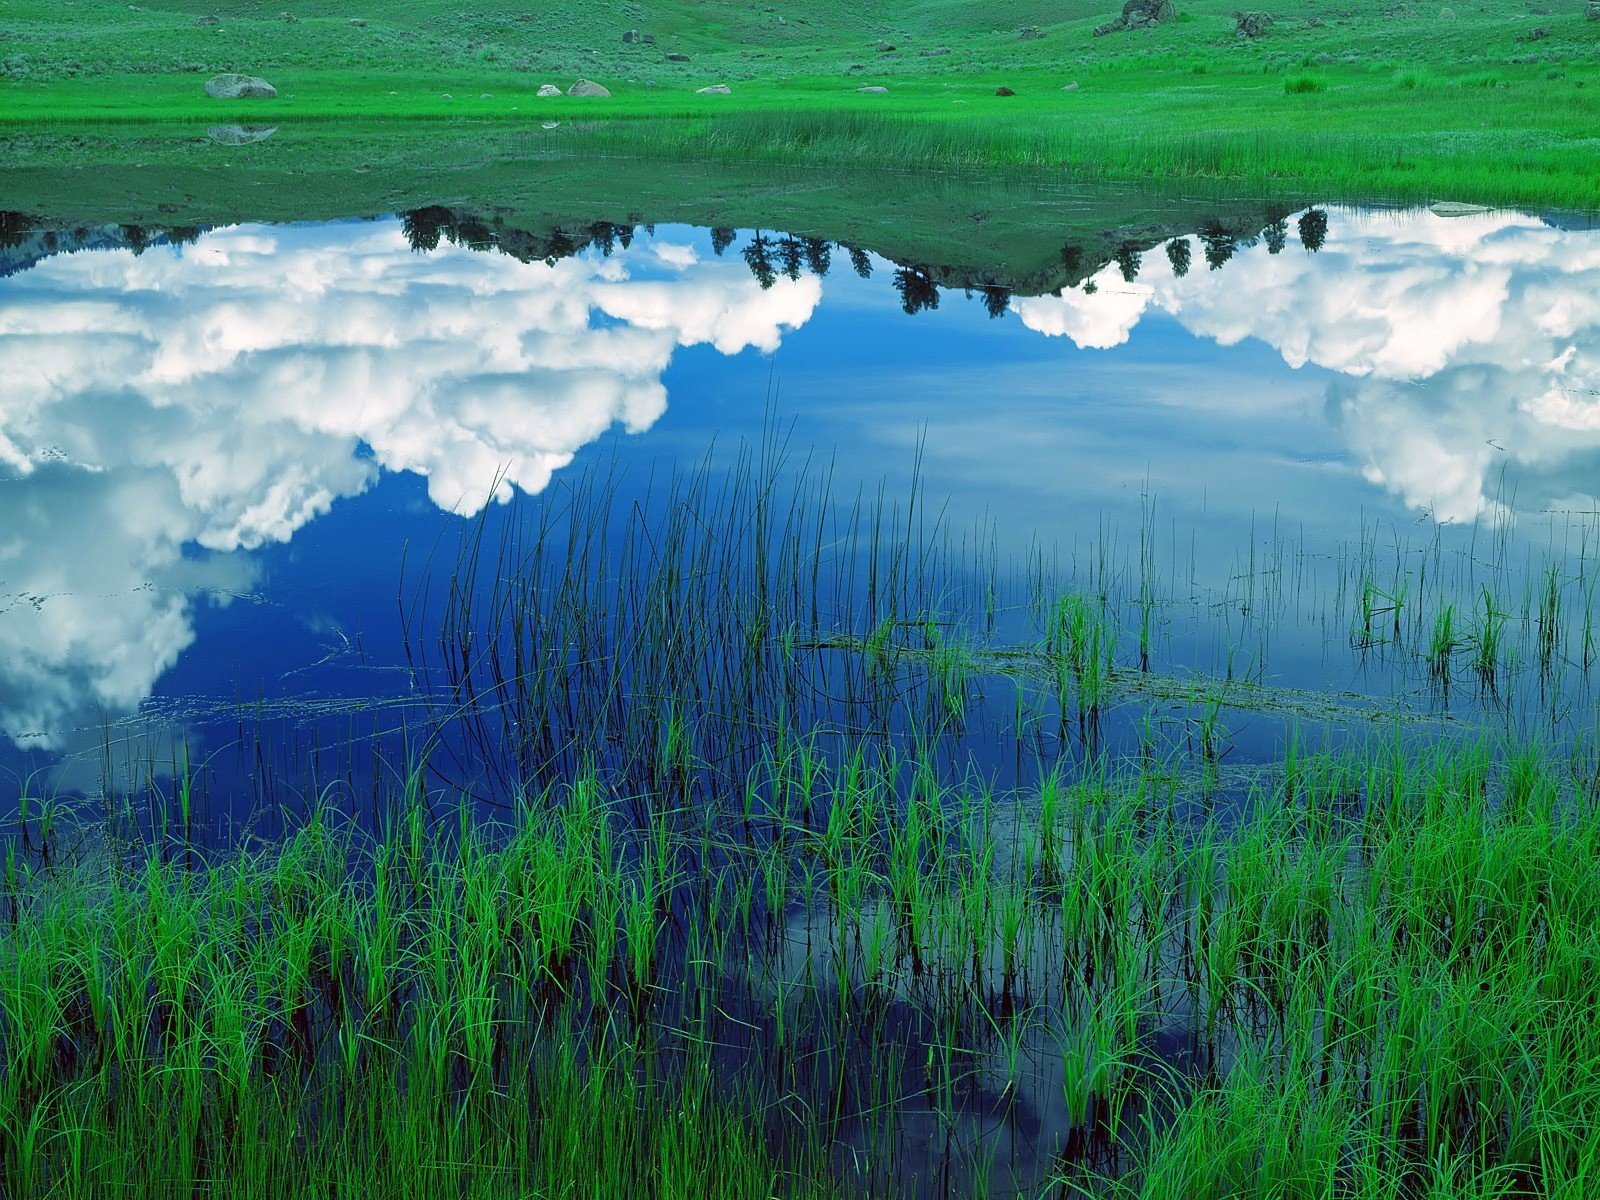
{"left": 4, "top": 199, "right": 1600, "bottom": 1197}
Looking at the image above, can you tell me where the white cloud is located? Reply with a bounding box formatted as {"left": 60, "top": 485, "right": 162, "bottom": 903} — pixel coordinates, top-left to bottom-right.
{"left": 0, "top": 222, "right": 821, "bottom": 746}
{"left": 1011, "top": 209, "right": 1600, "bottom": 524}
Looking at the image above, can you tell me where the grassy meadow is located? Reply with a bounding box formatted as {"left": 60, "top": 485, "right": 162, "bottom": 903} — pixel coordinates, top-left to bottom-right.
{"left": 3, "top": 0, "right": 1599, "bottom": 212}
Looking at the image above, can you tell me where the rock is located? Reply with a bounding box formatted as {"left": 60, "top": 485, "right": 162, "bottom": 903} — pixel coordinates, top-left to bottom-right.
{"left": 1062, "top": 80, "right": 1080, "bottom": 90}
{"left": 348, "top": 17, "right": 367, "bottom": 27}
{"left": 440, "top": 93, "right": 452, "bottom": 100}
{"left": 1527, "top": 26, "right": 1549, "bottom": 40}
{"left": 1234, "top": 10, "right": 1273, "bottom": 37}
{"left": 278, "top": 10, "right": 296, "bottom": 21}
{"left": 696, "top": 84, "right": 731, "bottom": 94}
{"left": 875, "top": 40, "right": 896, "bottom": 51}
{"left": 204, "top": 73, "right": 277, "bottom": 99}
{"left": 622, "top": 29, "right": 639, "bottom": 43}
{"left": 995, "top": 86, "right": 1015, "bottom": 96}
{"left": 1588, "top": 1, "right": 1600, "bottom": 20}
{"left": 1094, "top": 0, "right": 1178, "bottom": 36}
{"left": 664, "top": 52, "right": 690, "bottom": 62}
{"left": 193, "top": 14, "right": 220, "bottom": 26}
{"left": 857, "top": 85, "right": 888, "bottom": 93}
{"left": 536, "top": 84, "right": 562, "bottom": 97}
{"left": 207, "top": 124, "right": 277, "bottom": 145}
{"left": 1019, "top": 25, "right": 1044, "bottom": 40}
{"left": 480, "top": 93, "right": 493, "bottom": 99}
{"left": 643, "top": 33, "right": 656, "bottom": 43}
{"left": 567, "top": 78, "right": 611, "bottom": 97}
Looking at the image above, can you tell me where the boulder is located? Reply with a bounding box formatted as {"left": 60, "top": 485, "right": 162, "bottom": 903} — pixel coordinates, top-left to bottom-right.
{"left": 348, "top": 17, "right": 367, "bottom": 27}
{"left": 1234, "top": 10, "right": 1273, "bottom": 37}
{"left": 643, "top": 33, "right": 656, "bottom": 43}
{"left": 1018, "top": 25, "right": 1044, "bottom": 40}
{"left": 995, "top": 86, "right": 1015, "bottom": 96}
{"left": 1062, "top": 80, "right": 1080, "bottom": 90}
{"left": 664, "top": 53, "right": 690, "bottom": 62}
{"left": 1094, "top": 0, "right": 1177, "bottom": 36}
{"left": 875, "top": 40, "right": 896, "bottom": 51}
{"left": 207, "top": 124, "right": 277, "bottom": 146}
{"left": 1588, "top": 0, "right": 1599, "bottom": 19}
{"left": 536, "top": 83, "right": 562, "bottom": 97}
{"left": 622, "top": 28, "right": 640, "bottom": 43}
{"left": 193, "top": 14, "right": 220, "bottom": 26}
{"left": 857, "top": 85, "right": 888, "bottom": 93}
{"left": 567, "top": 78, "right": 611, "bottom": 97}
{"left": 204, "top": 73, "right": 277, "bottom": 99}
{"left": 696, "top": 84, "right": 732, "bottom": 94}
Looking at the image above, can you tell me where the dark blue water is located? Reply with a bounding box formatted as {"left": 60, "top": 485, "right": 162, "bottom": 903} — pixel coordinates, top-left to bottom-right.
{"left": 4, "top": 206, "right": 1600, "bottom": 814}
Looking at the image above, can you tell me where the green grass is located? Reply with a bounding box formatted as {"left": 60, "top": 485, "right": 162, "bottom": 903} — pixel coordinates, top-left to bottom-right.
{"left": 2, "top": 0, "right": 1598, "bottom": 209}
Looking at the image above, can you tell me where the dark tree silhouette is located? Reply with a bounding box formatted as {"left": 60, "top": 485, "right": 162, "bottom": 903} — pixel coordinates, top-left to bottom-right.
{"left": 1198, "top": 220, "right": 1235, "bottom": 270}
{"left": 845, "top": 245, "right": 873, "bottom": 278}
{"left": 709, "top": 227, "right": 737, "bottom": 256}
{"left": 542, "top": 226, "right": 576, "bottom": 264}
{"left": 801, "top": 237, "right": 832, "bottom": 278}
{"left": 400, "top": 207, "right": 449, "bottom": 252}
{"left": 980, "top": 286, "right": 1011, "bottom": 319}
{"left": 893, "top": 268, "right": 940, "bottom": 315}
{"left": 777, "top": 236, "right": 803, "bottom": 281}
{"left": 1114, "top": 241, "right": 1143, "bottom": 283}
{"left": 1166, "top": 236, "right": 1192, "bottom": 278}
{"left": 119, "top": 224, "right": 151, "bottom": 256}
{"left": 743, "top": 233, "right": 777, "bottom": 289}
{"left": 1059, "top": 242, "right": 1085, "bottom": 279}
{"left": 589, "top": 222, "right": 617, "bottom": 256}
{"left": 617, "top": 225, "right": 634, "bottom": 250}
{"left": 1264, "top": 218, "right": 1288, "bottom": 254}
{"left": 1299, "top": 208, "right": 1329, "bottom": 252}
{"left": 0, "top": 211, "right": 28, "bottom": 250}
{"left": 166, "top": 227, "right": 203, "bottom": 247}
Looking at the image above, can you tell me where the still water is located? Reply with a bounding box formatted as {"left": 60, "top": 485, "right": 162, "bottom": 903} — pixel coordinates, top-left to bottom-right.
{"left": 3, "top": 204, "right": 1600, "bottom": 804}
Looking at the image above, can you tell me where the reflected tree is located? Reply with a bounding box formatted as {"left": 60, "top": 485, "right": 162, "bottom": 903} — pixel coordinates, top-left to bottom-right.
{"left": 617, "top": 224, "right": 634, "bottom": 250}
{"left": 1114, "top": 241, "right": 1143, "bottom": 283}
{"left": 743, "top": 232, "right": 778, "bottom": 289}
{"left": 1264, "top": 218, "right": 1288, "bottom": 254}
{"left": 1059, "top": 242, "right": 1085, "bottom": 280}
{"left": 777, "top": 236, "right": 804, "bottom": 281}
{"left": 845, "top": 245, "right": 873, "bottom": 278}
{"left": 980, "top": 285, "right": 1011, "bottom": 319}
{"left": 1198, "top": 220, "right": 1236, "bottom": 270}
{"left": 801, "top": 237, "right": 832, "bottom": 278}
{"left": 589, "top": 222, "right": 617, "bottom": 256}
{"left": 893, "top": 268, "right": 940, "bottom": 315}
{"left": 709, "top": 227, "right": 737, "bottom": 256}
{"left": 400, "top": 207, "right": 449, "bottom": 252}
{"left": 166, "top": 227, "right": 203, "bottom": 247}
{"left": 1299, "top": 207, "right": 1329, "bottom": 252}
{"left": 0, "top": 211, "right": 28, "bottom": 250}
{"left": 1166, "top": 236, "right": 1192, "bottom": 277}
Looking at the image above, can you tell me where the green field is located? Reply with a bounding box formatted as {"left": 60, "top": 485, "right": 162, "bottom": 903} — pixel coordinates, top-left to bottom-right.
{"left": 3, "top": 0, "right": 1599, "bottom": 210}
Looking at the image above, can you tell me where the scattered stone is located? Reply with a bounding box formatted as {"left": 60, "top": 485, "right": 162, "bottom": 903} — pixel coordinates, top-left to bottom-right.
{"left": 848, "top": 63, "right": 865, "bottom": 71}
{"left": 664, "top": 52, "right": 690, "bottom": 62}
{"left": 1526, "top": 26, "right": 1549, "bottom": 40}
{"left": 857, "top": 85, "right": 888, "bottom": 93}
{"left": 1062, "top": 80, "right": 1080, "bottom": 90}
{"left": 995, "top": 86, "right": 1015, "bottom": 96}
{"left": 348, "top": 17, "right": 367, "bottom": 27}
{"left": 622, "top": 28, "right": 640, "bottom": 43}
{"left": 1018, "top": 25, "right": 1044, "bottom": 40}
{"left": 696, "top": 83, "right": 732, "bottom": 94}
{"left": 1234, "top": 10, "right": 1273, "bottom": 37}
{"left": 440, "top": 93, "right": 452, "bottom": 100}
{"left": 542, "top": 121, "right": 559, "bottom": 129}
{"left": 536, "top": 83, "right": 562, "bottom": 96}
{"left": 204, "top": 73, "right": 277, "bottom": 99}
{"left": 480, "top": 92, "right": 493, "bottom": 99}
{"left": 278, "top": 10, "right": 297, "bottom": 21}
{"left": 193, "top": 14, "right": 220, "bottom": 26}
{"left": 1588, "top": 0, "right": 1600, "bottom": 20}
{"left": 207, "top": 124, "right": 277, "bottom": 146}
{"left": 643, "top": 33, "right": 656, "bottom": 43}
{"left": 567, "top": 78, "right": 611, "bottom": 96}
{"left": 875, "top": 40, "right": 896, "bottom": 51}
{"left": 1094, "top": 0, "right": 1178, "bottom": 36}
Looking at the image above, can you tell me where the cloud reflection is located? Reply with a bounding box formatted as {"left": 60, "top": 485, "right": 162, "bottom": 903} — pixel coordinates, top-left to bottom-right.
{"left": 0, "top": 222, "right": 820, "bottom": 746}
{"left": 1014, "top": 208, "right": 1600, "bottom": 524}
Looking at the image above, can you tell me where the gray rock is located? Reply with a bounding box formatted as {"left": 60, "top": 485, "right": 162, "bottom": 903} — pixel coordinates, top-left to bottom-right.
{"left": 567, "top": 78, "right": 611, "bottom": 97}
{"left": 643, "top": 33, "right": 656, "bottom": 43}
{"left": 875, "top": 40, "right": 896, "bottom": 51}
{"left": 1094, "top": 0, "right": 1178, "bottom": 36}
{"left": 1062, "top": 80, "right": 1080, "bottom": 90}
{"left": 857, "top": 85, "right": 888, "bottom": 93}
{"left": 995, "top": 86, "right": 1015, "bottom": 96}
{"left": 622, "top": 29, "right": 639, "bottom": 43}
{"left": 348, "top": 17, "right": 367, "bottom": 27}
{"left": 536, "top": 84, "right": 562, "bottom": 97}
{"left": 1234, "top": 10, "right": 1273, "bottom": 37}
{"left": 664, "top": 53, "right": 690, "bottom": 62}
{"left": 1588, "top": 0, "right": 1599, "bottom": 20}
{"left": 193, "top": 14, "right": 220, "bottom": 26}
{"left": 207, "top": 124, "right": 277, "bottom": 146}
{"left": 1018, "top": 25, "right": 1044, "bottom": 40}
{"left": 204, "top": 73, "right": 277, "bottom": 99}
{"left": 696, "top": 84, "right": 732, "bottom": 94}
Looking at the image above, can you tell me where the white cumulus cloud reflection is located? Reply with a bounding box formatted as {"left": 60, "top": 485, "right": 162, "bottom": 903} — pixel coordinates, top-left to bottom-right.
{"left": 1014, "top": 208, "right": 1600, "bottom": 525}
{"left": 0, "top": 221, "right": 820, "bottom": 747}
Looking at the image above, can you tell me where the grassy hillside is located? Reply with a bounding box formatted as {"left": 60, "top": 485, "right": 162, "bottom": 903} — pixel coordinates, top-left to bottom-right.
{"left": 2, "top": 0, "right": 1598, "bottom": 207}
